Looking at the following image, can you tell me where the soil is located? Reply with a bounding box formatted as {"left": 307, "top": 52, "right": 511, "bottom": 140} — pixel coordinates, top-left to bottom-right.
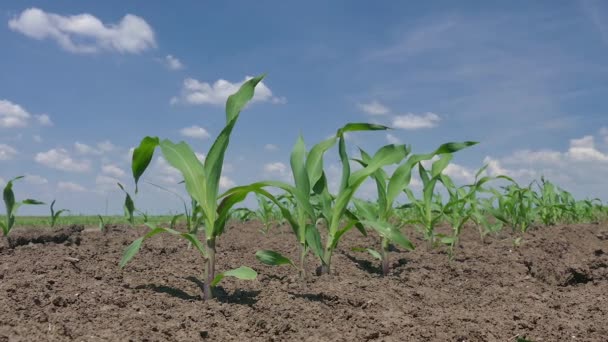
{"left": 0, "top": 221, "right": 607, "bottom": 342}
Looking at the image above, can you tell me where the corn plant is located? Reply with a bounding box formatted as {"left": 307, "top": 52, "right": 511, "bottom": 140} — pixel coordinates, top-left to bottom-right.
{"left": 255, "top": 193, "right": 277, "bottom": 233}
{"left": 97, "top": 214, "right": 106, "bottom": 233}
{"left": 121, "top": 75, "right": 271, "bottom": 300}
{"left": 439, "top": 165, "right": 499, "bottom": 258}
{"left": 352, "top": 141, "right": 477, "bottom": 273}
{"left": 1, "top": 176, "right": 44, "bottom": 237}
{"left": 314, "top": 133, "right": 408, "bottom": 274}
{"left": 49, "top": 200, "right": 69, "bottom": 228}
{"left": 254, "top": 132, "right": 356, "bottom": 279}
{"left": 117, "top": 183, "right": 136, "bottom": 225}
{"left": 404, "top": 154, "right": 457, "bottom": 248}
{"left": 489, "top": 181, "right": 536, "bottom": 234}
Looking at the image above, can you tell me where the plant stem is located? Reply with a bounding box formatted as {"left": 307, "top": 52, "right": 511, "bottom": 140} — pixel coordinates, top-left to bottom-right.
{"left": 203, "top": 238, "right": 216, "bottom": 300}
{"left": 299, "top": 244, "right": 307, "bottom": 280}
{"left": 319, "top": 247, "right": 333, "bottom": 275}
{"left": 381, "top": 238, "right": 389, "bottom": 276}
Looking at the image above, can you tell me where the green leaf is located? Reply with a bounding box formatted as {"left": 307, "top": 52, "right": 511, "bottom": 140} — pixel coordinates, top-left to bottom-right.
{"left": 362, "top": 220, "right": 415, "bottom": 250}
{"left": 255, "top": 250, "right": 294, "bottom": 267}
{"left": 290, "top": 135, "right": 310, "bottom": 201}
{"left": 225, "top": 75, "right": 265, "bottom": 123}
{"left": 306, "top": 136, "right": 337, "bottom": 187}
{"left": 211, "top": 266, "right": 257, "bottom": 287}
{"left": 132, "top": 136, "right": 160, "bottom": 192}
{"left": 337, "top": 123, "right": 390, "bottom": 135}
{"left": 21, "top": 199, "right": 45, "bottom": 205}
{"left": 366, "top": 248, "right": 382, "bottom": 260}
{"left": 305, "top": 224, "right": 324, "bottom": 263}
{"left": 117, "top": 183, "right": 135, "bottom": 224}
{"left": 119, "top": 237, "right": 144, "bottom": 268}
{"left": 385, "top": 141, "right": 478, "bottom": 210}
{"left": 158, "top": 139, "right": 207, "bottom": 216}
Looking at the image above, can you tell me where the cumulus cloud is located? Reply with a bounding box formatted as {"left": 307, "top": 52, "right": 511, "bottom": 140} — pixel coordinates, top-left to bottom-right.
{"left": 264, "top": 144, "right": 279, "bottom": 151}
{"left": 219, "top": 176, "right": 236, "bottom": 189}
{"left": 392, "top": 112, "right": 441, "bottom": 130}
{"left": 358, "top": 100, "right": 390, "bottom": 115}
{"left": 171, "top": 76, "right": 285, "bottom": 106}
{"left": 566, "top": 135, "right": 608, "bottom": 162}
{"left": 102, "top": 164, "right": 126, "bottom": 178}
{"left": 35, "top": 148, "right": 91, "bottom": 172}
{"left": 0, "top": 99, "right": 31, "bottom": 128}
{"left": 264, "top": 162, "right": 287, "bottom": 174}
{"left": 0, "top": 144, "right": 18, "bottom": 160}
{"left": 180, "top": 125, "right": 210, "bottom": 139}
{"left": 386, "top": 133, "right": 402, "bottom": 144}
{"left": 57, "top": 181, "right": 86, "bottom": 192}
{"left": 263, "top": 162, "right": 290, "bottom": 181}
{"left": 35, "top": 114, "right": 53, "bottom": 126}
{"left": 8, "top": 8, "right": 156, "bottom": 54}
{"left": 164, "top": 54, "right": 183, "bottom": 70}
{"left": 24, "top": 174, "right": 48, "bottom": 185}
{"left": 74, "top": 140, "right": 115, "bottom": 155}
{"left": 97, "top": 140, "right": 116, "bottom": 153}
{"left": 0, "top": 177, "right": 5, "bottom": 186}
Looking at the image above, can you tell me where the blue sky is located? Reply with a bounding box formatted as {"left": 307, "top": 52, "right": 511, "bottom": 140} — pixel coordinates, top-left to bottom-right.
{"left": 1, "top": 1, "right": 607, "bottom": 215}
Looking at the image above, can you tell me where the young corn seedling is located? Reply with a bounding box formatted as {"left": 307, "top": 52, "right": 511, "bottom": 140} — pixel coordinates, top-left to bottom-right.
{"left": 1, "top": 176, "right": 45, "bottom": 237}
{"left": 489, "top": 181, "right": 536, "bottom": 235}
{"left": 352, "top": 141, "right": 476, "bottom": 273}
{"left": 253, "top": 133, "right": 347, "bottom": 279}
{"left": 49, "top": 200, "right": 69, "bottom": 228}
{"left": 439, "top": 165, "right": 498, "bottom": 259}
{"left": 253, "top": 124, "right": 389, "bottom": 278}
{"left": 117, "top": 183, "right": 136, "bottom": 225}
{"left": 404, "top": 153, "right": 463, "bottom": 249}
{"left": 121, "top": 75, "right": 270, "bottom": 300}
{"left": 255, "top": 193, "right": 276, "bottom": 233}
{"left": 315, "top": 129, "right": 409, "bottom": 275}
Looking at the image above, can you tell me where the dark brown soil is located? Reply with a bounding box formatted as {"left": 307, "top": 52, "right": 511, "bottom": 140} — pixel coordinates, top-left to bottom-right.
{"left": 1, "top": 221, "right": 607, "bottom": 341}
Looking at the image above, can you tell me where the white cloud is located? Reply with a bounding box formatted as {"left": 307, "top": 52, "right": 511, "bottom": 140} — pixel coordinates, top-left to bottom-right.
{"left": 75, "top": 142, "right": 101, "bottom": 155}
{"left": 392, "top": 112, "right": 441, "bottom": 130}
{"left": 24, "top": 174, "right": 48, "bottom": 185}
{"left": 35, "top": 114, "right": 53, "bottom": 126}
{"left": 102, "top": 164, "right": 126, "bottom": 178}
{"left": 600, "top": 127, "right": 608, "bottom": 144}
{"left": 264, "top": 162, "right": 287, "bottom": 174}
{"left": 165, "top": 54, "right": 183, "bottom": 70}
{"left": 0, "top": 99, "right": 31, "bottom": 128}
{"left": 57, "top": 181, "right": 86, "bottom": 192}
{"left": 386, "top": 133, "right": 401, "bottom": 144}
{"left": 0, "top": 144, "right": 17, "bottom": 160}
{"left": 443, "top": 163, "right": 475, "bottom": 183}
{"left": 180, "top": 125, "right": 210, "bottom": 139}
{"left": 35, "top": 148, "right": 91, "bottom": 172}
{"left": 171, "top": 76, "right": 284, "bottom": 106}
{"left": 9, "top": 8, "right": 156, "bottom": 54}
{"left": 74, "top": 141, "right": 115, "bottom": 155}
{"left": 358, "top": 100, "right": 390, "bottom": 115}
{"left": 97, "top": 140, "right": 115, "bottom": 153}
{"left": 0, "top": 177, "right": 5, "bottom": 186}
{"left": 566, "top": 136, "right": 608, "bottom": 162}
{"left": 219, "top": 176, "right": 235, "bottom": 189}
{"left": 95, "top": 174, "right": 121, "bottom": 193}
{"left": 264, "top": 144, "right": 279, "bottom": 151}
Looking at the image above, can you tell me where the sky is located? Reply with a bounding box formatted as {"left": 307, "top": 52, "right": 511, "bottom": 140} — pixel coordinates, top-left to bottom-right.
{"left": 1, "top": 1, "right": 607, "bottom": 215}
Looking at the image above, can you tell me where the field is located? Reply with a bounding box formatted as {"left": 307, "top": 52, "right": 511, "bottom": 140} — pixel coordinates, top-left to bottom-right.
{"left": 1, "top": 220, "right": 607, "bottom": 341}
{"left": 2, "top": 76, "right": 608, "bottom": 342}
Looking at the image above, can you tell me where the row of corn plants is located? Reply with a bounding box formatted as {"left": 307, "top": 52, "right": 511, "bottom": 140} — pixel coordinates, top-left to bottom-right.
{"left": 2, "top": 75, "right": 606, "bottom": 300}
